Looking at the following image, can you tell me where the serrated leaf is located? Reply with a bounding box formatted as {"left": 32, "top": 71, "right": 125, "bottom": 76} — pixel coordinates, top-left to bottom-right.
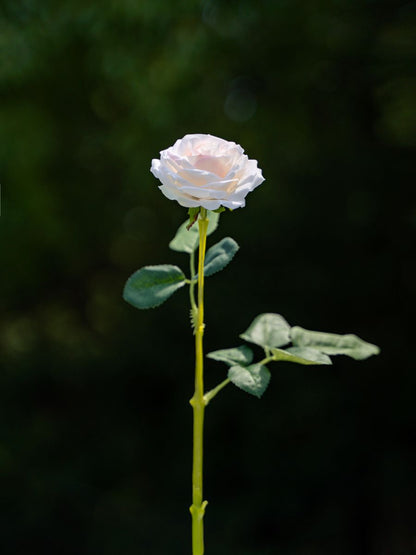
{"left": 291, "top": 326, "right": 380, "bottom": 360}
{"left": 123, "top": 265, "right": 186, "bottom": 309}
{"left": 270, "top": 346, "right": 332, "bottom": 365}
{"left": 207, "top": 345, "right": 254, "bottom": 366}
{"left": 240, "top": 313, "right": 291, "bottom": 349}
{"left": 169, "top": 211, "right": 220, "bottom": 253}
{"left": 228, "top": 364, "right": 271, "bottom": 398}
{"left": 203, "top": 237, "right": 239, "bottom": 277}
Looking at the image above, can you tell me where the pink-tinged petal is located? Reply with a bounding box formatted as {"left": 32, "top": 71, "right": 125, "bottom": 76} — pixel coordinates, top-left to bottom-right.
{"left": 187, "top": 154, "right": 233, "bottom": 178}
{"left": 175, "top": 167, "right": 220, "bottom": 187}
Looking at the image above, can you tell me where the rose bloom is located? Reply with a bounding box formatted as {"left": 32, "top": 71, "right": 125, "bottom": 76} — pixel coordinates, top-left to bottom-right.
{"left": 150, "top": 134, "right": 265, "bottom": 210}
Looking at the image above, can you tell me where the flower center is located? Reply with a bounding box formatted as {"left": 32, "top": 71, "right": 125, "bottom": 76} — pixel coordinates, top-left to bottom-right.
{"left": 192, "top": 155, "right": 229, "bottom": 178}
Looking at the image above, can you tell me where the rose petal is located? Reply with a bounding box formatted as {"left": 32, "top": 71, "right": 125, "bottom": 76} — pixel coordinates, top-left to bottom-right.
{"left": 159, "top": 185, "right": 201, "bottom": 207}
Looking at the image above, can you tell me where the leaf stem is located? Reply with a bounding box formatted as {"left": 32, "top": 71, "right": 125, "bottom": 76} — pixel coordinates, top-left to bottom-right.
{"left": 259, "top": 355, "right": 276, "bottom": 366}
{"left": 204, "top": 378, "right": 231, "bottom": 405}
{"left": 189, "top": 208, "right": 209, "bottom": 555}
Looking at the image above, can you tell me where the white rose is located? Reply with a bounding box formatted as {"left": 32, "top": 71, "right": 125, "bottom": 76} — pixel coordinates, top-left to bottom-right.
{"left": 150, "top": 133, "right": 265, "bottom": 210}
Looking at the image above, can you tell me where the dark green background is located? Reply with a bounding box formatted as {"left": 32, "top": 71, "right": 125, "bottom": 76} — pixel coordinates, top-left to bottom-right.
{"left": 1, "top": 0, "right": 415, "bottom": 553}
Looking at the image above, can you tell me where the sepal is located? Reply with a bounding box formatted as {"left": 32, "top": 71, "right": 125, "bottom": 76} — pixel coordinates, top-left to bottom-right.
{"left": 186, "top": 207, "right": 201, "bottom": 230}
{"left": 169, "top": 211, "right": 220, "bottom": 253}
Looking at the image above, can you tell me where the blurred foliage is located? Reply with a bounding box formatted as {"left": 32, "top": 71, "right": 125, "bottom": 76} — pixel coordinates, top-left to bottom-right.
{"left": 0, "top": 0, "right": 415, "bottom": 553}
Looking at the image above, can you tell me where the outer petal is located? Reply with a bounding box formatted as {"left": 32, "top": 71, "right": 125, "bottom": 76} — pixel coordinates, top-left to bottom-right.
{"left": 150, "top": 158, "right": 162, "bottom": 178}
{"left": 221, "top": 198, "right": 246, "bottom": 209}
{"left": 180, "top": 180, "right": 238, "bottom": 198}
{"left": 198, "top": 199, "right": 223, "bottom": 210}
{"left": 159, "top": 186, "right": 201, "bottom": 207}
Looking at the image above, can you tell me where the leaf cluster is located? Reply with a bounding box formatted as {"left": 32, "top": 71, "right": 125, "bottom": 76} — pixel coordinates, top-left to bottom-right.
{"left": 208, "top": 313, "right": 380, "bottom": 398}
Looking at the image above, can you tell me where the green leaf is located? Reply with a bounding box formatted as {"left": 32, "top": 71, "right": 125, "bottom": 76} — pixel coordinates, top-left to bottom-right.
{"left": 169, "top": 211, "right": 220, "bottom": 253}
{"left": 240, "top": 313, "right": 291, "bottom": 349}
{"left": 207, "top": 345, "right": 254, "bottom": 366}
{"left": 203, "top": 237, "right": 239, "bottom": 277}
{"left": 270, "top": 346, "right": 332, "bottom": 365}
{"left": 123, "top": 265, "right": 186, "bottom": 309}
{"left": 228, "top": 363, "right": 271, "bottom": 398}
{"left": 213, "top": 206, "right": 226, "bottom": 214}
{"left": 291, "top": 326, "right": 380, "bottom": 360}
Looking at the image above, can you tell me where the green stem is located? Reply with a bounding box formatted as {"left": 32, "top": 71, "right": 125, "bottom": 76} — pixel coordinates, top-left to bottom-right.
{"left": 259, "top": 355, "right": 276, "bottom": 366}
{"left": 189, "top": 250, "right": 197, "bottom": 317}
{"left": 189, "top": 208, "right": 209, "bottom": 555}
{"left": 204, "top": 378, "right": 231, "bottom": 405}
